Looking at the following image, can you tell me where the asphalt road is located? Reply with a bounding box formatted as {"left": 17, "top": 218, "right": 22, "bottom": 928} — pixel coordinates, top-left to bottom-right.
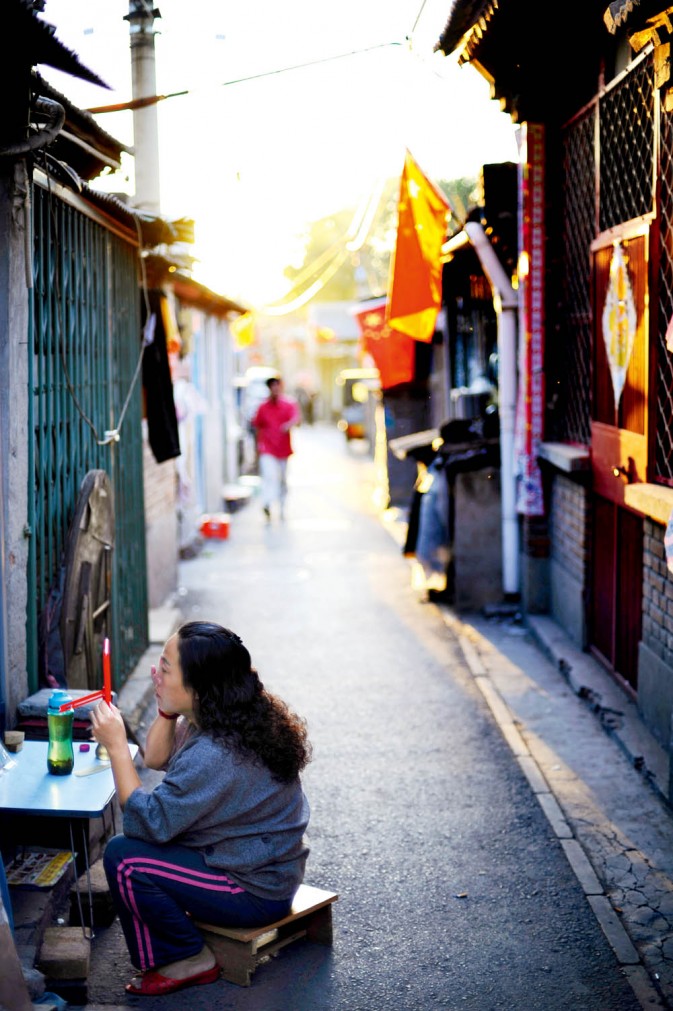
{"left": 83, "top": 423, "right": 645, "bottom": 1010}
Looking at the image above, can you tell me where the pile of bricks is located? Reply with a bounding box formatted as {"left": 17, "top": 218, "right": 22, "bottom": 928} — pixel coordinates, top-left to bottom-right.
{"left": 12, "top": 859, "right": 113, "bottom": 1006}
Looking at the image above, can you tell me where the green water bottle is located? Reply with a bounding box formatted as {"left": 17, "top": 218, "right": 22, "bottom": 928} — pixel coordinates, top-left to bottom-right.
{"left": 47, "top": 689, "right": 74, "bottom": 775}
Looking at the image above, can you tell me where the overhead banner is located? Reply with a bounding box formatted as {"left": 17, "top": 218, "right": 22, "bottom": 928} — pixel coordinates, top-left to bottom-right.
{"left": 386, "top": 150, "right": 450, "bottom": 343}
{"left": 352, "top": 298, "right": 415, "bottom": 390}
{"left": 514, "top": 123, "right": 546, "bottom": 517}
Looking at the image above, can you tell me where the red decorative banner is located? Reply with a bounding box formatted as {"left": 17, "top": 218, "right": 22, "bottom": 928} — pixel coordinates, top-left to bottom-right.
{"left": 514, "top": 123, "right": 545, "bottom": 516}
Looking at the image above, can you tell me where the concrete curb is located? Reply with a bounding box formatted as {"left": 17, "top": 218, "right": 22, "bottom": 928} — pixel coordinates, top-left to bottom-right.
{"left": 526, "top": 614, "right": 671, "bottom": 806}
{"left": 442, "top": 608, "right": 667, "bottom": 1011}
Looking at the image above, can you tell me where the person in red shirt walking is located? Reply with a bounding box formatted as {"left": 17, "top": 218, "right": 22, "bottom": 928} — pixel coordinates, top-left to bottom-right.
{"left": 251, "top": 377, "right": 301, "bottom": 522}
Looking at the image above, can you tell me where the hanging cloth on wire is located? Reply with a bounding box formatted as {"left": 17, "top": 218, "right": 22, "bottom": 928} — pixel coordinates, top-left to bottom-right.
{"left": 141, "top": 289, "right": 181, "bottom": 463}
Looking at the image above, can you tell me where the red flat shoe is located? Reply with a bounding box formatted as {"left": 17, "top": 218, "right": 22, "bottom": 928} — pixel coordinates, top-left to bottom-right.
{"left": 125, "top": 963, "right": 221, "bottom": 996}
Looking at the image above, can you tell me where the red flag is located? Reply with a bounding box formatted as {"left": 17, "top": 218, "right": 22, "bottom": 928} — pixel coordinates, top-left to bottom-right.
{"left": 353, "top": 299, "right": 415, "bottom": 390}
{"left": 387, "top": 150, "right": 450, "bottom": 343}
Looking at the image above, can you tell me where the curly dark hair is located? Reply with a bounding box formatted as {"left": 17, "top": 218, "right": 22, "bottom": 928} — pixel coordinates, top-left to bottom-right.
{"left": 176, "top": 621, "right": 311, "bottom": 783}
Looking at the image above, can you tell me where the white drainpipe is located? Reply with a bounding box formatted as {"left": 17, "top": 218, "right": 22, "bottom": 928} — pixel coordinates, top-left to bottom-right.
{"left": 463, "top": 222, "right": 519, "bottom": 599}
{"left": 127, "top": 2, "right": 162, "bottom": 214}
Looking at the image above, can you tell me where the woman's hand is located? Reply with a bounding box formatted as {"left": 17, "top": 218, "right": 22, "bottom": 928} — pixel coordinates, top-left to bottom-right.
{"left": 151, "top": 663, "right": 160, "bottom": 700}
{"left": 90, "top": 700, "right": 141, "bottom": 808}
{"left": 90, "top": 700, "right": 127, "bottom": 756}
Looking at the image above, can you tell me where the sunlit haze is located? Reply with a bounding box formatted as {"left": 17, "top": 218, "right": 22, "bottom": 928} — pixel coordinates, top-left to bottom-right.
{"left": 39, "top": 0, "right": 519, "bottom": 309}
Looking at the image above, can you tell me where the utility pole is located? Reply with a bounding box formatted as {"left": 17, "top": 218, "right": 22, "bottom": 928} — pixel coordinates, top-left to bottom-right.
{"left": 124, "top": 2, "right": 162, "bottom": 214}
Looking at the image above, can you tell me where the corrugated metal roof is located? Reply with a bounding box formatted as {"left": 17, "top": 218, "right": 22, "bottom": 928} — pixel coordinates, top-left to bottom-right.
{"left": 82, "top": 190, "right": 182, "bottom": 248}
{"left": 32, "top": 171, "right": 183, "bottom": 250}
{"left": 33, "top": 72, "right": 131, "bottom": 179}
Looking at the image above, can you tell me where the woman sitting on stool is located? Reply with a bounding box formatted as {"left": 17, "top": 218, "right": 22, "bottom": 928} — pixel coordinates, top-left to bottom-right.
{"left": 91, "top": 620, "right": 311, "bottom": 997}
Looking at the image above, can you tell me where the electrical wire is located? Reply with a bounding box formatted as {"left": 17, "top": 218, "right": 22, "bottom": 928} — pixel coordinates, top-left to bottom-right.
{"left": 261, "top": 249, "right": 351, "bottom": 315}
{"left": 79, "top": 27, "right": 433, "bottom": 319}
{"left": 86, "top": 42, "right": 402, "bottom": 115}
{"left": 275, "top": 178, "right": 386, "bottom": 295}
{"left": 346, "top": 176, "right": 388, "bottom": 251}
{"left": 257, "top": 175, "right": 388, "bottom": 315}
{"left": 409, "top": 0, "right": 430, "bottom": 39}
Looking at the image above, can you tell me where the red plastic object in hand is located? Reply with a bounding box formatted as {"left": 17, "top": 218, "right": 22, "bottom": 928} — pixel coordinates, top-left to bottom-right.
{"left": 59, "top": 689, "right": 105, "bottom": 712}
{"left": 103, "top": 637, "right": 112, "bottom": 705}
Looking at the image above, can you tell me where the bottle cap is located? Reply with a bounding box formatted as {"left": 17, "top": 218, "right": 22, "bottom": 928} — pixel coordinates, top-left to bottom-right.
{"left": 48, "top": 689, "right": 73, "bottom": 713}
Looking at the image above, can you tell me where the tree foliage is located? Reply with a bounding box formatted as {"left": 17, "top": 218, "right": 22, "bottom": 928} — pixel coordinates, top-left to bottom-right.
{"left": 283, "top": 173, "right": 478, "bottom": 305}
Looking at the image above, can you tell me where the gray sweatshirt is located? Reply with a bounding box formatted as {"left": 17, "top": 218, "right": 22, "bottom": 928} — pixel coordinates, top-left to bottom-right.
{"left": 123, "top": 730, "right": 310, "bottom": 901}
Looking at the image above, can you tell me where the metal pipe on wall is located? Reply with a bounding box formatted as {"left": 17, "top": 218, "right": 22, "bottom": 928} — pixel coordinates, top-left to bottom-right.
{"left": 463, "top": 221, "right": 519, "bottom": 599}
{"left": 126, "top": 1, "right": 162, "bottom": 214}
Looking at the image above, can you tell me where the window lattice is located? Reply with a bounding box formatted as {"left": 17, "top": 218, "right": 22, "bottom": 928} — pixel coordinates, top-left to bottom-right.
{"left": 655, "top": 111, "right": 673, "bottom": 483}
{"left": 557, "top": 53, "right": 656, "bottom": 454}
{"left": 599, "top": 58, "right": 654, "bottom": 232}
{"left": 556, "top": 108, "right": 595, "bottom": 444}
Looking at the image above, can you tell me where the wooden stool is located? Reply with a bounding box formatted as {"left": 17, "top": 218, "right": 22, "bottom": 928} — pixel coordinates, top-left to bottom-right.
{"left": 193, "top": 883, "right": 338, "bottom": 987}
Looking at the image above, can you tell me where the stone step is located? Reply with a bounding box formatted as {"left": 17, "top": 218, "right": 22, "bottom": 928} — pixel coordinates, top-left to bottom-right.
{"left": 36, "top": 926, "right": 90, "bottom": 1006}
{"left": 68, "top": 859, "right": 115, "bottom": 929}
{"left": 37, "top": 926, "right": 90, "bottom": 979}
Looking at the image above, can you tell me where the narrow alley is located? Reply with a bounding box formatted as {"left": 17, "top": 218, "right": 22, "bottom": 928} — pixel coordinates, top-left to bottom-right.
{"left": 82, "top": 422, "right": 671, "bottom": 1011}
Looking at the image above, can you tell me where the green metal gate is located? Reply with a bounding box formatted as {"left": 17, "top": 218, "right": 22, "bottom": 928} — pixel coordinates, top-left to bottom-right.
{"left": 27, "top": 181, "right": 148, "bottom": 695}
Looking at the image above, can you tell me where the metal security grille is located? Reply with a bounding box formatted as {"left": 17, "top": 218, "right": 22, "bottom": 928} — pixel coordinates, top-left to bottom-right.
{"left": 28, "top": 182, "right": 148, "bottom": 694}
{"left": 558, "top": 51, "right": 655, "bottom": 446}
{"left": 655, "top": 110, "right": 673, "bottom": 483}
{"left": 599, "top": 59, "right": 654, "bottom": 231}
{"left": 555, "top": 106, "right": 596, "bottom": 443}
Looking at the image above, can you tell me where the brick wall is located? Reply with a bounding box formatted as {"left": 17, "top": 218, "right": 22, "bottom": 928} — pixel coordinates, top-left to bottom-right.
{"left": 550, "top": 474, "right": 588, "bottom": 580}
{"left": 548, "top": 473, "right": 588, "bottom": 647}
{"left": 142, "top": 426, "right": 178, "bottom": 608}
{"left": 143, "top": 438, "right": 177, "bottom": 524}
{"left": 642, "top": 519, "right": 673, "bottom": 664}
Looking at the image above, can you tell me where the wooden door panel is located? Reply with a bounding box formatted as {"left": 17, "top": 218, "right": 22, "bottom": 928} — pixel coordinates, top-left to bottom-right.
{"left": 590, "top": 496, "right": 642, "bottom": 694}
{"left": 615, "top": 508, "right": 643, "bottom": 691}
{"left": 590, "top": 421, "right": 647, "bottom": 503}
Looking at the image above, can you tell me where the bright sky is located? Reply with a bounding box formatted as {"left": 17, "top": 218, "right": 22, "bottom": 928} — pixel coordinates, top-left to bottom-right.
{"left": 39, "top": 0, "right": 519, "bottom": 308}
